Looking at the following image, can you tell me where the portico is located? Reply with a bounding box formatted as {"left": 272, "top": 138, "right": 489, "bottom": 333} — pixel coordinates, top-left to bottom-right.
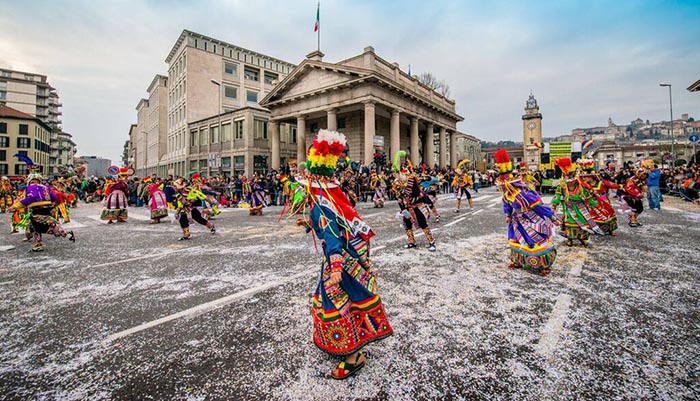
{"left": 260, "top": 47, "right": 463, "bottom": 169}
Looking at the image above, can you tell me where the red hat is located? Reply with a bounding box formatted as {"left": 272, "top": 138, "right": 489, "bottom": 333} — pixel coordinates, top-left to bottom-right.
{"left": 494, "top": 149, "right": 513, "bottom": 179}
{"left": 191, "top": 173, "right": 202, "bottom": 182}
{"left": 554, "top": 158, "right": 576, "bottom": 175}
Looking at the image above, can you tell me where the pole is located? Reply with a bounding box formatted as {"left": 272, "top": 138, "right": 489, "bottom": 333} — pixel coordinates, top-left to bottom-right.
{"left": 218, "top": 84, "right": 222, "bottom": 176}
{"left": 668, "top": 85, "right": 674, "bottom": 168}
{"left": 317, "top": 1, "right": 320, "bottom": 52}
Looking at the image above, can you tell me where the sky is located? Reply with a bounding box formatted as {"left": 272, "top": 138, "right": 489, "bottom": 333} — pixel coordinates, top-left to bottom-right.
{"left": 1, "top": 0, "right": 699, "bottom": 164}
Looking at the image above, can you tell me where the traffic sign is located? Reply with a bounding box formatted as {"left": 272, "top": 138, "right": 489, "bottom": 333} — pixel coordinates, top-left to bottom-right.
{"left": 689, "top": 134, "right": 699, "bottom": 143}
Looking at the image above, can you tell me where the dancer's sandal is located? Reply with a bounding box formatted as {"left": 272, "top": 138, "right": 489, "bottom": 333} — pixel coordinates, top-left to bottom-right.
{"left": 331, "top": 352, "right": 366, "bottom": 380}
{"left": 68, "top": 231, "right": 75, "bottom": 243}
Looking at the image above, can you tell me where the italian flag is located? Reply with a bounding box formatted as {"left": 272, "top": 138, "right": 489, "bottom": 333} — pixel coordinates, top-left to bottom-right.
{"left": 314, "top": 2, "right": 320, "bottom": 32}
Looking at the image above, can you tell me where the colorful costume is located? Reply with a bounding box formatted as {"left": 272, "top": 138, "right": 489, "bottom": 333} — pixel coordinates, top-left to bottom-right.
{"left": 551, "top": 158, "right": 603, "bottom": 246}
{"left": 577, "top": 159, "right": 620, "bottom": 235}
{"left": 419, "top": 171, "right": 441, "bottom": 222}
{"left": 51, "top": 180, "right": 70, "bottom": 223}
{"left": 145, "top": 177, "right": 168, "bottom": 223}
{"left": 174, "top": 174, "right": 215, "bottom": 240}
{"left": 621, "top": 171, "right": 646, "bottom": 227}
{"left": 11, "top": 185, "right": 27, "bottom": 235}
{"left": 452, "top": 160, "right": 473, "bottom": 212}
{"left": 11, "top": 171, "right": 74, "bottom": 252}
{"left": 518, "top": 162, "right": 539, "bottom": 192}
{"left": 340, "top": 169, "right": 358, "bottom": 207}
{"left": 249, "top": 177, "right": 266, "bottom": 216}
{"left": 100, "top": 168, "right": 129, "bottom": 223}
{"left": 495, "top": 150, "right": 556, "bottom": 276}
{"left": 283, "top": 129, "right": 392, "bottom": 380}
{"left": 0, "top": 176, "right": 13, "bottom": 213}
{"left": 392, "top": 151, "right": 436, "bottom": 251}
{"left": 370, "top": 171, "right": 385, "bottom": 208}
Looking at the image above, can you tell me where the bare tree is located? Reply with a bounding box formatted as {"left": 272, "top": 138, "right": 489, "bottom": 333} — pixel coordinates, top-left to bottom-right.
{"left": 417, "top": 72, "right": 451, "bottom": 99}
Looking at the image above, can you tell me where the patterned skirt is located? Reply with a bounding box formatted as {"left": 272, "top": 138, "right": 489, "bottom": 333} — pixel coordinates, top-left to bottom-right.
{"left": 101, "top": 190, "right": 128, "bottom": 221}
{"left": 312, "top": 239, "right": 393, "bottom": 356}
{"left": 508, "top": 210, "right": 557, "bottom": 270}
{"left": 149, "top": 191, "right": 169, "bottom": 219}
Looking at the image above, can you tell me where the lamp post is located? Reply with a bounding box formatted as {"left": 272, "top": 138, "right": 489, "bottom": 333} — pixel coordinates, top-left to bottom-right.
{"left": 659, "top": 83, "right": 674, "bottom": 168}
{"left": 211, "top": 79, "right": 223, "bottom": 176}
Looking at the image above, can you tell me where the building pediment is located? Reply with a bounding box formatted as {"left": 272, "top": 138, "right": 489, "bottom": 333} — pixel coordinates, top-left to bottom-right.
{"left": 261, "top": 60, "right": 370, "bottom": 106}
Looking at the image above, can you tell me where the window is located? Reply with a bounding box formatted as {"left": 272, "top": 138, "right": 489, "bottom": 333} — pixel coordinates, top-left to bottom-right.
{"left": 222, "top": 156, "right": 231, "bottom": 168}
{"left": 254, "top": 119, "right": 268, "bottom": 140}
{"left": 0, "top": 150, "right": 5, "bottom": 161}
{"left": 0, "top": 164, "right": 7, "bottom": 175}
{"left": 15, "top": 164, "right": 28, "bottom": 175}
{"left": 210, "top": 126, "right": 219, "bottom": 143}
{"left": 0, "top": 92, "right": 5, "bottom": 100}
{"left": 244, "top": 67, "right": 259, "bottom": 81}
{"left": 0, "top": 71, "right": 10, "bottom": 78}
{"left": 264, "top": 72, "right": 278, "bottom": 85}
{"left": 0, "top": 122, "right": 6, "bottom": 133}
{"left": 190, "top": 130, "right": 197, "bottom": 146}
{"left": 290, "top": 126, "right": 297, "bottom": 144}
{"left": 221, "top": 123, "right": 232, "bottom": 142}
{"left": 199, "top": 159, "right": 207, "bottom": 169}
{"left": 234, "top": 120, "right": 244, "bottom": 139}
{"left": 253, "top": 155, "right": 268, "bottom": 173}
{"left": 338, "top": 118, "right": 346, "bottom": 129}
{"left": 0, "top": 82, "right": 6, "bottom": 90}
{"left": 224, "top": 85, "right": 238, "bottom": 100}
{"left": 17, "top": 137, "right": 30, "bottom": 148}
{"left": 199, "top": 129, "right": 208, "bottom": 146}
{"left": 190, "top": 160, "right": 198, "bottom": 171}
{"left": 246, "top": 90, "right": 258, "bottom": 103}
{"left": 224, "top": 62, "right": 238, "bottom": 76}
{"left": 24, "top": 74, "right": 34, "bottom": 81}
{"left": 19, "top": 124, "right": 28, "bottom": 135}
{"left": 529, "top": 138, "right": 534, "bottom": 144}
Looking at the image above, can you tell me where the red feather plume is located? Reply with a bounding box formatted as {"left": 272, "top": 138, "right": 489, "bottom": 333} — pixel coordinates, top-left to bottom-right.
{"left": 554, "top": 157, "right": 572, "bottom": 171}
{"left": 494, "top": 149, "right": 510, "bottom": 164}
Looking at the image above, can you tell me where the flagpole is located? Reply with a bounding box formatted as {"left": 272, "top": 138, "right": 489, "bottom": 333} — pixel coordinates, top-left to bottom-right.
{"left": 317, "top": 1, "right": 320, "bottom": 52}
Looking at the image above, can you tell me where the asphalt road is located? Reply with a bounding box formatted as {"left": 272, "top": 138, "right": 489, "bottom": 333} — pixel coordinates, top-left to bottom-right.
{"left": 0, "top": 187, "right": 698, "bottom": 400}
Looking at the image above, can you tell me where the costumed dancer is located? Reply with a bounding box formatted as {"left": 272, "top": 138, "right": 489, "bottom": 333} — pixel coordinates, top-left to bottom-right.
{"left": 452, "top": 160, "right": 474, "bottom": 212}
{"left": 145, "top": 176, "right": 168, "bottom": 224}
{"left": 10, "top": 183, "right": 27, "bottom": 235}
{"left": 419, "top": 167, "right": 441, "bottom": 223}
{"left": 283, "top": 129, "right": 392, "bottom": 380}
{"left": 392, "top": 151, "right": 436, "bottom": 251}
{"left": 518, "top": 162, "right": 539, "bottom": 192}
{"left": 174, "top": 174, "right": 215, "bottom": 240}
{"left": 51, "top": 179, "right": 71, "bottom": 223}
{"left": 494, "top": 150, "right": 557, "bottom": 276}
{"left": 550, "top": 158, "right": 603, "bottom": 246}
{"left": 621, "top": 168, "right": 647, "bottom": 228}
{"left": 8, "top": 164, "right": 75, "bottom": 252}
{"left": 248, "top": 175, "right": 266, "bottom": 216}
{"left": 576, "top": 159, "right": 620, "bottom": 235}
{"left": 370, "top": 170, "right": 385, "bottom": 208}
{"left": 0, "top": 176, "right": 13, "bottom": 213}
{"left": 340, "top": 168, "right": 359, "bottom": 207}
{"left": 100, "top": 168, "right": 130, "bottom": 223}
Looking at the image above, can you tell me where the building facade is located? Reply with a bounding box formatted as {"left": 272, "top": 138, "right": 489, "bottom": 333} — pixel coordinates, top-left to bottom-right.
{"left": 260, "top": 47, "right": 463, "bottom": 170}
{"left": 590, "top": 140, "right": 696, "bottom": 169}
{"left": 522, "top": 93, "right": 543, "bottom": 171}
{"left": 0, "top": 105, "right": 52, "bottom": 177}
{"left": 454, "top": 132, "right": 482, "bottom": 169}
{"left": 79, "top": 155, "right": 112, "bottom": 178}
{"left": 160, "top": 30, "right": 296, "bottom": 177}
{"left": 0, "top": 67, "right": 75, "bottom": 174}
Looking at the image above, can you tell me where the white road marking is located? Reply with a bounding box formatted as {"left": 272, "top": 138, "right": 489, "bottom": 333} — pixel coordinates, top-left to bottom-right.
{"left": 126, "top": 213, "right": 151, "bottom": 221}
{"left": 0, "top": 245, "right": 16, "bottom": 251}
{"left": 61, "top": 221, "right": 87, "bottom": 229}
{"left": 103, "top": 267, "right": 314, "bottom": 344}
{"left": 372, "top": 245, "right": 386, "bottom": 252}
{"left": 0, "top": 280, "right": 15, "bottom": 285}
{"left": 444, "top": 216, "right": 468, "bottom": 227}
{"left": 535, "top": 293, "right": 572, "bottom": 358}
{"left": 472, "top": 209, "right": 484, "bottom": 216}
{"left": 487, "top": 199, "right": 502, "bottom": 208}
{"left": 363, "top": 212, "right": 385, "bottom": 219}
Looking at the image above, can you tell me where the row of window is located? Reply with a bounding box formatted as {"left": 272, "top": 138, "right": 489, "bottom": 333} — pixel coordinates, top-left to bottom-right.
{"left": 223, "top": 85, "right": 260, "bottom": 103}
{"left": 188, "top": 122, "right": 299, "bottom": 147}
{"left": 188, "top": 155, "right": 269, "bottom": 171}
{"left": 168, "top": 79, "right": 186, "bottom": 108}
{"left": 169, "top": 104, "right": 186, "bottom": 130}
{"left": 193, "top": 37, "right": 292, "bottom": 74}
{"left": 169, "top": 53, "right": 186, "bottom": 81}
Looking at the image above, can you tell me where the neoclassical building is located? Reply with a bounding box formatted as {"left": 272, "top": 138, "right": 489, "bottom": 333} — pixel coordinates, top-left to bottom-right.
{"left": 260, "top": 47, "right": 464, "bottom": 170}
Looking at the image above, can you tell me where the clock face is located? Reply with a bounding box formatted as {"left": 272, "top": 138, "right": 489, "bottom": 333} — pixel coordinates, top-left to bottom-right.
{"left": 527, "top": 122, "right": 537, "bottom": 130}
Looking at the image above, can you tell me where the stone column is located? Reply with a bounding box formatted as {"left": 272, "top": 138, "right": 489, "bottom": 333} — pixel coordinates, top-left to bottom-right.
{"left": 424, "top": 122, "right": 435, "bottom": 167}
{"left": 410, "top": 117, "right": 419, "bottom": 166}
{"left": 390, "top": 109, "right": 400, "bottom": 165}
{"left": 296, "top": 116, "right": 306, "bottom": 164}
{"left": 364, "top": 102, "right": 375, "bottom": 165}
{"left": 327, "top": 108, "right": 337, "bottom": 131}
{"left": 439, "top": 127, "right": 447, "bottom": 168}
{"left": 270, "top": 121, "right": 280, "bottom": 171}
{"left": 450, "top": 130, "right": 458, "bottom": 168}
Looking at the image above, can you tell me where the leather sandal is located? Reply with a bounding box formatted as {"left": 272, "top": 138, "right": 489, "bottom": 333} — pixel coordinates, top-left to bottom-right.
{"left": 331, "top": 352, "right": 365, "bottom": 380}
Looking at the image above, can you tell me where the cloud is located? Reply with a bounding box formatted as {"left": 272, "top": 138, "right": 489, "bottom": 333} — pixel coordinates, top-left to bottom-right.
{"left": 1, "top": 0, "right": 699, "bottom": 164}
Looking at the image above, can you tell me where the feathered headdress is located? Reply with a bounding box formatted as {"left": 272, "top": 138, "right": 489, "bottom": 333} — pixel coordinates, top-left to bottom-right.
{"left": 494, "top": 149, "right": 513, "bottom": 177}
{"left": 306, "top": 129, "right": 347, "bottom": 177}
{"left": 457, "top": 159, "right": 470, "bottom": 171}
{"left": 118, "top": 167, "right": 129, "bottom": 178}
{"left": 392, "top": 150, "right": 409, "bottom": 173}
{"left": 555, "top": 157, "right": 576, "bottom": 175}
{"left": 143, "top": 176, "right": 153, "bottom": 184}
{"left": 576, "top": 159, "right": 595, "bottom": 172}
{"left": 519, "top": 161, "right": 528, "bottom": 171}
{"left": 190, "top": 172, "right": 202, "bottom": 183}
{"left": 14, "top": 153, "right": 35, "bottom": 167}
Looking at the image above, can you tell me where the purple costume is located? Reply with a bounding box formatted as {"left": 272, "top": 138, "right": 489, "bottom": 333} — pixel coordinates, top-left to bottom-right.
{"left": 18, "top": 184, "right": 72, "bottom": 251}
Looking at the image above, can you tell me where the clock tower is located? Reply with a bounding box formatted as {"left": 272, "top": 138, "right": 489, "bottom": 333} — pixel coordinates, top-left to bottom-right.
{"left": 522, "top": 92, "right": 543, "bottom": 171}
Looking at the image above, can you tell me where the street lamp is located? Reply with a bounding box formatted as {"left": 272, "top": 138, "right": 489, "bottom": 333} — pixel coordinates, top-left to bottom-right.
{"left": 211, "top": 79, "right": 223, "bottom": 176}
{"left": 659, "top": 83, "right": 674, "bottom": 168}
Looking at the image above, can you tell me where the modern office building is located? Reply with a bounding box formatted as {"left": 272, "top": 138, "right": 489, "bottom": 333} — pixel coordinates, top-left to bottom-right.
{"left": 79, "top": 155, "right": 112, "bottom": 178}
